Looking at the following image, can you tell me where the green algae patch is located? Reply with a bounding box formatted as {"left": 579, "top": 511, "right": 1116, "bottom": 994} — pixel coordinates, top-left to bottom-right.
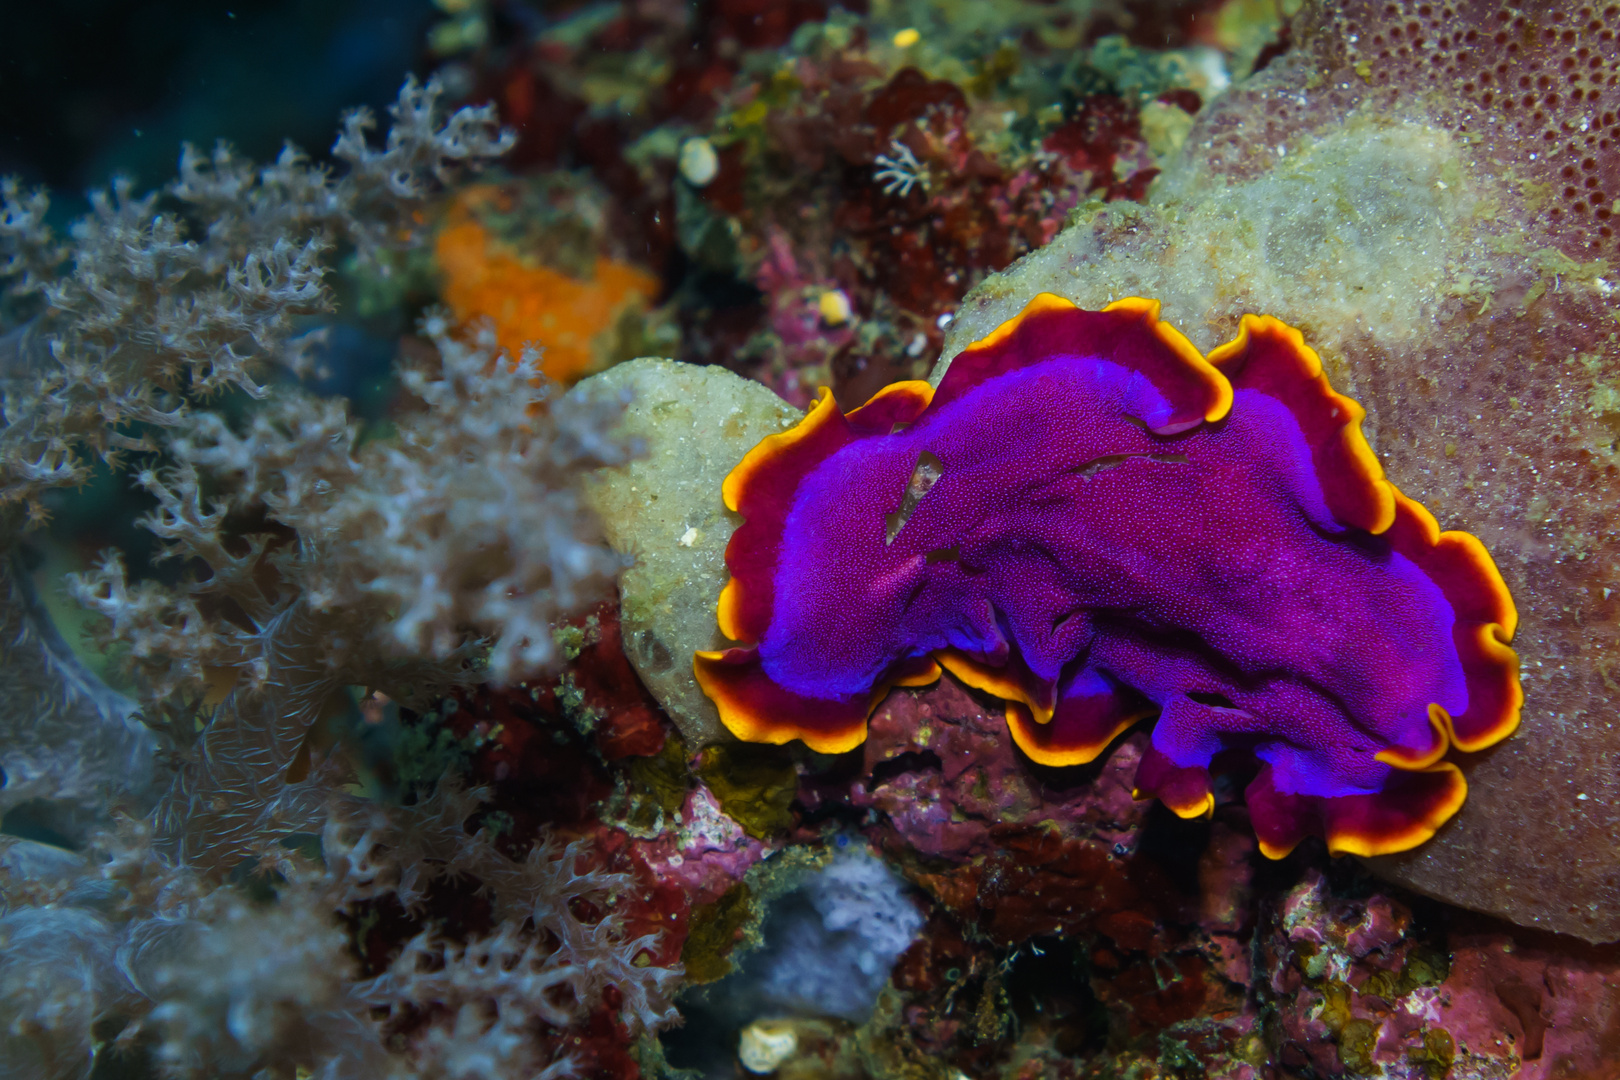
{"left": 386, "top": 699, "right": 490, "bottom": 791}
{"left": 682, "top": 882, "right": 757, "bottom": 984}
{"left": 1362, "top": 944, "right": 1450, "bottom": 1000}
{"left": 552, "top": 612, "right": 601, "bottom": 662}
{"left": 1320, "top": 981, "right": 1381, "bottom": 1073}
{"left": 697, "top": 742, "right": 798, "bottom": 839}
{"left": 1408, "top": 1027, "right": 1457, "bottom": 1080}
{"left": 936, "top": 117, "right": 1485, "bottom": 376}
{"left": 627, "top": 732, "right": 692, "bottom": 821}
{"left": 600, "top": 732, "right": 694, "bottom": 837}
{"left": 1156, "top": 1032, "right": 1203, "bottom": 1079}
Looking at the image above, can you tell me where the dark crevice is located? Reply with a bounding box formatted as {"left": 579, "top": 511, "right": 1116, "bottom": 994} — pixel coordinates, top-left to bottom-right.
{"left": 869, "top": 749, "right": 944, "bottom": 786}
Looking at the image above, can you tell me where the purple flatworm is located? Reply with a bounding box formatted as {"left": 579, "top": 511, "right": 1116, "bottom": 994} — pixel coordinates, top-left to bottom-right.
{"left": 695, "top": 295, "right": 1522, "bottom": 857}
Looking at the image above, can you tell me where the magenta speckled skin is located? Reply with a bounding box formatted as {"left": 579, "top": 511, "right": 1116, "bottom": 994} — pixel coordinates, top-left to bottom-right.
{"left": 697, "top": 296, "right": 1520, "bottom": 858}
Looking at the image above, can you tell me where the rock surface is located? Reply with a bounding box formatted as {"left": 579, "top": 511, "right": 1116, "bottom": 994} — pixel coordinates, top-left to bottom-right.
{"left": 580, "top": 358, "right": 802, "bottom": 747}
{"left": 932, "top": 1, "right": 1620, "bottom": 941}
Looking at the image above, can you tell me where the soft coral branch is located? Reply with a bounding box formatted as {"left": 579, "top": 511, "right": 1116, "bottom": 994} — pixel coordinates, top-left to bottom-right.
{"left": 0, "top": 76, "right": 512, "bottom": 526}
{"left": 70, "top": 314, "right": 634, "bottom": 700}
{"left": 0, "top": 73, "right": 677, "bottom": 1080}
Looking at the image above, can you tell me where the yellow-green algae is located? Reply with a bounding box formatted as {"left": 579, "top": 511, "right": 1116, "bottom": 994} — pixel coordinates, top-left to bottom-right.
{"left": 696, "top": 743, "right": 799, "bottom": 840}
{"left": 682, "top": 883, "right": 758, "bottom": 985}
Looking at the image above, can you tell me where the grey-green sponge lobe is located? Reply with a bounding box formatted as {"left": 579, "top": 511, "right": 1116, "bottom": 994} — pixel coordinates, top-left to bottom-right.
{"left": 580, "top": 358, "right": 802, "bottom": 747}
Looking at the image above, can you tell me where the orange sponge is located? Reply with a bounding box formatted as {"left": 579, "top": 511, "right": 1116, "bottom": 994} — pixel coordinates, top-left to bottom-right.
{"left": 434, "top": 200, "right": 658, "bottom": 384}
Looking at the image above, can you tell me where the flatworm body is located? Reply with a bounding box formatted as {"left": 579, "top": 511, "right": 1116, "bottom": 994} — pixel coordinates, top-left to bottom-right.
{"left": 695, "top": 295, "right": 1522, "bottom": 858}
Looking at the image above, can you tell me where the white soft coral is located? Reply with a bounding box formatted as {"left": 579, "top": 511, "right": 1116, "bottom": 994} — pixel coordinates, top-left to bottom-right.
{"left": 70, "top": 315, "right": 631, "bottom": 703}
{"left": 354, "top": 832, "right": 682, "bottom": 1079}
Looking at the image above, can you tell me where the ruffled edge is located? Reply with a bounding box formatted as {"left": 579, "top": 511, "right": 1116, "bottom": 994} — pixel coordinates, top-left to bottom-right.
{"left": 697, "top": 297, "right": 1521, "bottom": 857}
{"left": 693, "top": 646, "right": 940, "bottom": 754}
{"left": 934, "top": 295, "right": 1232, "bottom": 434}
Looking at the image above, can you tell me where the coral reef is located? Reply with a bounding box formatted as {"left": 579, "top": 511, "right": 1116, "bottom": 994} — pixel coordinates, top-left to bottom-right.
{"left": 0, "top": 778, "right": 687, "bottom": 1080}
{"left": 663, "top": 19, "right": 1200, "bottom": 408}
{"left": 441, "top": 0, "right": 1238, "bottom": 409}
{"left": 4, "top": 2, "right": 1620, "bottom": 1079}
{"left": 797, "top": 670, "right": 1620, "bottom": 1080}
{"left": 0, "top": 78, "right": 682, "bottom": 1080}
{"left": 0, "top": 76, "right": 514, "bottom": 524}
{"left": 71, "top": 315, "right": 633, "bottom": 699}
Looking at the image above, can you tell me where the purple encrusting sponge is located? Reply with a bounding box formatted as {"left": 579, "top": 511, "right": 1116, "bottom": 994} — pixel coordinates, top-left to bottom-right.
{"left": 697, "top": 295, "right": 1521, "bottom": 858}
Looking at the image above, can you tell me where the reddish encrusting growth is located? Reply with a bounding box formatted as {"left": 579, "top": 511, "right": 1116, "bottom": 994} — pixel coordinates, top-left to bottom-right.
{"left": 1043, "top": 95, "right": 1163, "bottom": 202}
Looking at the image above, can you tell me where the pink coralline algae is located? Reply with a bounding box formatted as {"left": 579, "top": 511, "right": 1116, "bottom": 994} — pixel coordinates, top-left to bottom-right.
{"left": 1256, "top": 870, "right": 1620, "bottom": 1080}
{"left": 629, "top": 785, "right": 774, "bottom": 903}
{"left": 801, "top": 668, "right": 1620, "bottom": 1079}
{"left": 830, "top": 672, "right": 1267, "bottom": 1074}
{"left": 698, "top": 294, "right": 1521, "bottom": 860}
{"left": 842, "top": 676, "right": 1147, "bottom": 864}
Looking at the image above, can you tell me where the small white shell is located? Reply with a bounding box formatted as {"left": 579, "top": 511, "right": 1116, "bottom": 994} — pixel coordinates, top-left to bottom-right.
{"left": 738, "top": 1019, "right": 799, "bottom": 1074}
{"left": 679, "top": 137, "right": 720, "bottom": 187}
